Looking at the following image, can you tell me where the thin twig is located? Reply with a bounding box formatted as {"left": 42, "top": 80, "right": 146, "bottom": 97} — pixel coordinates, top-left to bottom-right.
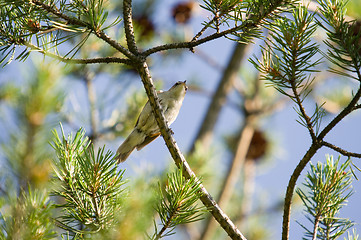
{"left": 312, "top": 215, "right": 321, "bottom": 240}
{"left": 291, "top": 83, "right": 317, "bottom": 140}
{"left": 154, "top": 208, "right": 177, "bottom": 240}
{"left": 22, "top": 40, "right": 131, "bottom": 64}
{"left": 192, "top": 16, "right": 218, "bottom": 42}
{"left": 353, "top": 104, "right": 361, "bottom": 111}
{"left": 322, "top": 141, "right": 361, "bottom": 158}
{"left": 31, "top": 0, "right": 90, "bottom": 27}
{"left": 288, "top": 45, "right": 317, "bottom": 141}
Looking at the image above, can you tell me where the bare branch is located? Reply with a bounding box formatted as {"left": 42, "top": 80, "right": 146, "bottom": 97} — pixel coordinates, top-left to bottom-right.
{"left": 282, "top": 144, "right": 321, "bottom": 240}
{"left": 93, "top": 31, "right": 136, "bottom": 60}
{"left": 142, "top": 23, "right": 251, "bottom": 57}
{"left": 290, "top": 77, "right": 317, "bottom": 141}
{"left": 123, "top": 0, "right": 138, "bottom": 54}
{"left": 353, "top": 104, "right": 361, "bottom": 111}
{"left": 322, "top": 141, "right": 361, "bottom": 158}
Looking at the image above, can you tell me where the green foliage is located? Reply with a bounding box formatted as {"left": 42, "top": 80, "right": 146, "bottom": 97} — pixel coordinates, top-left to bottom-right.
{"left": 0, "top": 0, "right": 121, "bottom": 66}
{"left": 200, "top": 0, "right": 297, "bottom": 44}
{"left": 252, "top": 6, "right": 320, "bottom": 101}
{"left": 316, "top": 0, "right": 361, "bottom": 80}
{"left": 296, "top": 156, "right": 354, "bottom": 240}
{"left": 0, "top": 188, "right": 56, "bottom": 240}
{"left": 50, "top": 124, "right": 126, "bottom": 237}
{"left": 0, "top": 0, "right": 360, "bottom": 239}
{"left": 251, "top": 6, "right": 327, "bottom": 134}
{"left": 151, "top": 167, "right": 206, "bottom": 239}
{"left": 201, "top": 0, "right": 246, "bottom": 25}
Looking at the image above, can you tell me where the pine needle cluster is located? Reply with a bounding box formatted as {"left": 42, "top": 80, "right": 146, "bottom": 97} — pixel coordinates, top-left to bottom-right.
{"left": 296, "top": 156, "right": 354, "bottom": 240}
{"left": 50, "top": 124, "right": 126, "bottom": 237}
{"left": 151, "top": 168, "right": 206, "bottom": 239}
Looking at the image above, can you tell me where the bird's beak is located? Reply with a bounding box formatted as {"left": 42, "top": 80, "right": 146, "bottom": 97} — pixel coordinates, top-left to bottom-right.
{"left": 183, "top": 80, "right": 188, "bottom": 91}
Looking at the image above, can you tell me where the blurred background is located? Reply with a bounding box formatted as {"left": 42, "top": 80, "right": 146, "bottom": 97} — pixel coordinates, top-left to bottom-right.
{"left": 0, "top": 0, "right": 360, "bottom": 239}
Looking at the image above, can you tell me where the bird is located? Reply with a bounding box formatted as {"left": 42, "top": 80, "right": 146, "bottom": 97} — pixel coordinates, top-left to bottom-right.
{"left": 115, "top": 81, "right": 188, "bottom": 163}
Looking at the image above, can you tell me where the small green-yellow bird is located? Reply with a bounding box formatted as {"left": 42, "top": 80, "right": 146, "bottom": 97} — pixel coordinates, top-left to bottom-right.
{"left": 115, "top": 81, "right": 188, "bottom": 163}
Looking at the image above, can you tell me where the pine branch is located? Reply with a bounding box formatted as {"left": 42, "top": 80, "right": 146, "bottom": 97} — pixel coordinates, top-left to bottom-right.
{"left": 296, "top": 156, "right": 354, "bottom": 240}
{"left": 192, "top": 15, "right": 218, "bottom": 42}
{"left": 0, "top": 188, "right": 56, "bottom": 239}
{"left": 0, "top": 18, "right": 131, "bottom": 65}
{"left": 191, "top": 0, "right": 241, "bottom": 45}
{"left": 282, "top": 86, "right": 361, "bottom": 240}
{"left": 2, "top": 0, "right": 135, "bottom": 61}
{"left": 23, "top": 39, "right": 131, "bottom": 64}
{"left": 143, "top": 0, "right": 295, "bottom": 57}
{"left": 50, "top": 125, "right": 126, "bottom": 235}
{"left": 282, "top": 83, "right": 361, "bottom": 240}
{"left": 281, "top": 2, "right": 361, "bottom": 238}
{"left": 153, "top": 168, "right": 205, "bottom": 239}
{"left": 30, "top": 0, "right": 88, "bottom": 27}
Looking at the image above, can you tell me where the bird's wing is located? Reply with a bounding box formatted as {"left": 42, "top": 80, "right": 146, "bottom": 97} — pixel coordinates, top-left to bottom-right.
{"left": 135, "top": 101, "right": 152, "bottom": 128}
{"left": 136, "top": 132, "right": 161, "bottom": 150}
{"left": 136, "top": 91, "right": 169, "bottom": 127}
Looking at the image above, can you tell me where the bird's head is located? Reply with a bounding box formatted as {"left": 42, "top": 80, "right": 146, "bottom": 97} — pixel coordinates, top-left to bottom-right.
{"left": 168, "top": 80, "right": 188, "bottom": 97}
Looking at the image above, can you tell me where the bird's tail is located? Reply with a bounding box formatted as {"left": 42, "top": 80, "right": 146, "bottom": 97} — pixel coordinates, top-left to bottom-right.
{"left": 115, "top": 129, "right": 145, "bottom": 163}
